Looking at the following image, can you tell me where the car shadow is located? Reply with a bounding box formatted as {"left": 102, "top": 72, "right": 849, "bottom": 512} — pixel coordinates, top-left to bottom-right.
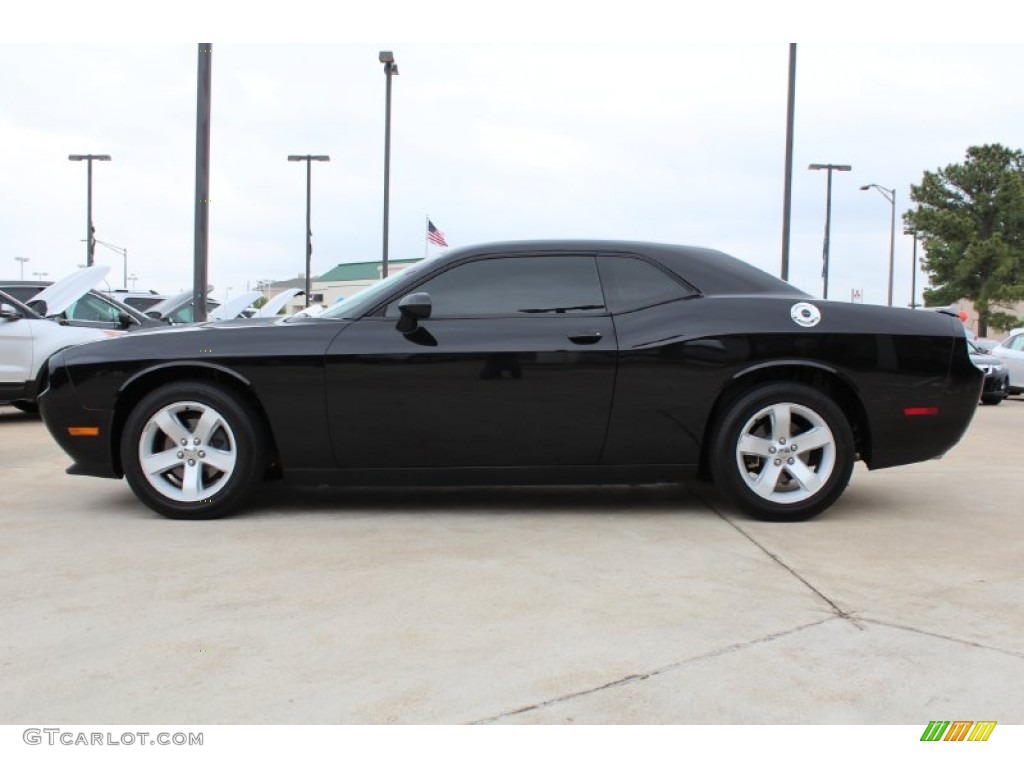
{"left": 238, "top": 481, "right": 706, "bottom": 519}
{"left": 0, "top": 407, "right": 40, "bottom": 423}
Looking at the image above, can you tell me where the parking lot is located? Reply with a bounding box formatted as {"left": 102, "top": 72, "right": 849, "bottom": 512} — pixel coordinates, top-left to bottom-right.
{"left": 2, "top": 397, "right": 1023, "bottom": 725}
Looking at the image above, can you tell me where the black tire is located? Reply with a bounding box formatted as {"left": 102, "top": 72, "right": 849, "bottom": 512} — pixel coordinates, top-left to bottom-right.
{"left": 710, "top": 383, "right": 855, "bottom": 522}
{"left": 11, "top": 401, "right": 39, "bottom": 415}
{"left": 980, "top": 395, "right": 1003, "bottom": 406}
{"left": 120, "top": 381, "right": 265, "bottom": 519}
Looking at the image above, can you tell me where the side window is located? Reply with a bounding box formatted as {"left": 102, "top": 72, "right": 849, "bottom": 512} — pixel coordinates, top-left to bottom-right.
{"left": 1010, "top": 335, "right": 1024, "bottom": 352}
{"left": 1, "top": 286, "right": 38, "bottom": 304}
{"left": 169, "top": 304, "right": 195, "bottom": 324}
{"left": 65, "top": 294, "right": 120, "bottom": 323}
{"left": 598, "top": 255, "right": 693, "bottom": 313}
{"left": 386, "top": 256, "right": 605, "bottom": 318}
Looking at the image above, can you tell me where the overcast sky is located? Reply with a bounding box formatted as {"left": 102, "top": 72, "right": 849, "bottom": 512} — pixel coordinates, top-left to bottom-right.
{"left": 4, "top": 6, "right": 1022, "bottom": 309}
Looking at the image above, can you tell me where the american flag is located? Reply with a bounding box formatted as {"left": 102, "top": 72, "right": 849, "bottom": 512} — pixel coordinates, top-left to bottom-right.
{"left": 427, "top": 220, "right": 448, "bottom": 247}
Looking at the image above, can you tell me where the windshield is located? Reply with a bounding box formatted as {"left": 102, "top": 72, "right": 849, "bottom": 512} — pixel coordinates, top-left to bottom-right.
{"left": 317, "top": 260, "right": 435, "bottom": 320}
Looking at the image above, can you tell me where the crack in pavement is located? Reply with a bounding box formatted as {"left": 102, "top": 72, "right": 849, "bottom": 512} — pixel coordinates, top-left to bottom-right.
{"left": 858, "top": 617, "right": 1024, "bottom": 660}
{"left": 471, "top": 616, "right": 837, "bottom": 724}
{"left": 691, "top": 488, "right": 1024, "bottom": 661}
{"left": 687, "top": 483, "right": 863, "bottom": 627}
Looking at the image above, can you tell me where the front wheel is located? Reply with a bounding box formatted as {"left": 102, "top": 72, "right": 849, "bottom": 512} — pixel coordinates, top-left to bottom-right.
{"left": 980, "top": 395, "right": 1003, "bottom": 406}
{"left": 120, "top": 382, "right": 265, "bottom": 519}
{"left": 711, "top": 383, "right": 855, "bottom": 522}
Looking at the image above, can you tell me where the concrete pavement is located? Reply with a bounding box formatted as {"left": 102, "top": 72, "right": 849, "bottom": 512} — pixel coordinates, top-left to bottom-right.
{"left": 1, "top": 398, "right": 1022, "bottom": 724}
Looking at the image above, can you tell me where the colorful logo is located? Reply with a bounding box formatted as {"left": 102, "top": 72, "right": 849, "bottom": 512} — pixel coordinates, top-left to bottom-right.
{"left": 920, "top": 721, "right": 997, "bottom": 741}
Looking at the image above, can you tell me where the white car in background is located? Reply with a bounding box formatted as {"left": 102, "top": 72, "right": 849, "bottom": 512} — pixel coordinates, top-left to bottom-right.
{"left": 991, "top": 332, "right": 1024, "bottom": 396}
{"left": 1, "top": 266, "right": 122, "bottom": 413}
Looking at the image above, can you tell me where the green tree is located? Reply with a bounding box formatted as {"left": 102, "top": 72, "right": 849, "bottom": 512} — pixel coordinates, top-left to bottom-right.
{"left": 904, "top": 143, "right": 1024, "bottom": 336}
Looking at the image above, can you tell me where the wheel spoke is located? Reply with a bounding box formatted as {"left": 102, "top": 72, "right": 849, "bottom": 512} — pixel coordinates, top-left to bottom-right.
{"left": 141, "top": 448, "right": 183, "bottom": 477}
{"left": 193, "top": 408, "right": 223, "bottom": 446}
{"left": 786, "top": 458, "right": 823, "bottom": 494}
{"left": 794, "top": 426, "right": 832, "bottom": 452}
{"left": 153, "top": 408, "right": 190, "bottom": 445}
{"left": 202, "top": 447, "right": 236, "bottom": 474}
{"left": 752, "top": 460, "right": 785, "bottom": 495}
{"left": 770, "top": 404, "right": 791, "bottom": 442}
{"left": 738, "top": 434, "right": 774, "bottom": 457}
{"left": 179, "top": 461, "right": 204, "bottom": 502}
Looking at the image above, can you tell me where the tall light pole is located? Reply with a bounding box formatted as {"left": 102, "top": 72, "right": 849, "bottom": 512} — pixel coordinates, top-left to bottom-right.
{"left": 194, "top": 43, "right": 213, "bottom": 324}
{"left": 780, "top": 43, "right": 797, "bottom": 281}
{"left": 860, "top": 183, "right": 896, "bottom": 307}
{"left": 32, "top": 271, "right": 48, "bottom": 281}
{"left": 379, "top": 50, "right": 399, "bottom": 279}
{"left": 287, "top": 154, "right": 330, "bottom": 307}
{"left": 15, "top": 257, "right": 29, "bottom": 279}
{"left": 68, "top": 154, "right": 112, "bottom": 267}
{"left": 809, "top": 163, "right": 852, "bottom": 300}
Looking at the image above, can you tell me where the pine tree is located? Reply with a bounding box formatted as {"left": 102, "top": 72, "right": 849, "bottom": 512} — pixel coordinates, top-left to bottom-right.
{"left": 904, "top": 144, "right": 1024, "bottom": 336}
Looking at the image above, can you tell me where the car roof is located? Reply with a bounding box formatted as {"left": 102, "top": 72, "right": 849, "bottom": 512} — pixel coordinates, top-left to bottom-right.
{"left": 426, "top": 240, "right": 808, "bottom": 297}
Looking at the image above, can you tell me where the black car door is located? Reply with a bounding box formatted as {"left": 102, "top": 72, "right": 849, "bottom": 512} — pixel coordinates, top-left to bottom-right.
{"left": 324, "top": 253, "right": 618, "bottom": 468}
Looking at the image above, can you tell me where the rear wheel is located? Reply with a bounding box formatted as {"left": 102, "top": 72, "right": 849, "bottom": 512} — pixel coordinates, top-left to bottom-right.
{"left": 711, "top": 383, "right": 855, "bottom": 522}
{"left": 11, "top": 401, "right": 39, "bottom": 415}
{"left": 120, "top": 382, "right": 265, "bottom": 519}
{"left": 980, "top": 394, "right": 1003, "bottom": 406}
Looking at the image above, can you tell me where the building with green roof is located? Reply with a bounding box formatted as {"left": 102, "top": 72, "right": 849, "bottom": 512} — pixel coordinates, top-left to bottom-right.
{"left": 261, "top": 258, "right": 424, "bottom": 313}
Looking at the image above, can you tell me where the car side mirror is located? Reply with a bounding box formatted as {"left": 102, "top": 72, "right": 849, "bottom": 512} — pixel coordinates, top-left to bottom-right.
{"left": 396, "top": 292, "right": 432, "bottom": 334}
{"left": 117, "top": 311, "right": 137, "bottom": 329}
{"left": 0, "top": 302, "right": 22, "bottom": 321}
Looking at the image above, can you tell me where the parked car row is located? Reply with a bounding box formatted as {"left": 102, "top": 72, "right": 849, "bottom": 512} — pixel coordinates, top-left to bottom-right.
{"left": 2, "top": 267, "right": 304, "bottom": 412}
{"left": 1, "top": 267, "right": 126, "bottom": 412}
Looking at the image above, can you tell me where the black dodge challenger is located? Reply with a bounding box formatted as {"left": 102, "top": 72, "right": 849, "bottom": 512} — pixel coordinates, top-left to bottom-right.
{"left": 39, "top": 241, "right": 983, "bottom": 522}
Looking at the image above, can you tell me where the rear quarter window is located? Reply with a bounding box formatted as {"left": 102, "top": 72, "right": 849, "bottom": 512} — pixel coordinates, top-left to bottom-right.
{"left": 598, "top": 255, "right": 694, "bottom": 313}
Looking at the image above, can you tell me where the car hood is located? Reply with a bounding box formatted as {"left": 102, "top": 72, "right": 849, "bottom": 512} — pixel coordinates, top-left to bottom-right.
{"left": 255, "top": 288, "right": 304, "bottom": 318}
{"left": 208, "top": 290, "right": 263, "bottom": 321}
{"left": 26, "top": 265, "right": 111, "bottom": 317}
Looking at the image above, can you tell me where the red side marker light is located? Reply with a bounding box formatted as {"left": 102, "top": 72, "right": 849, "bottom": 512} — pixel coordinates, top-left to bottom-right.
{"left": 68, "top": 427, "right": 100, "bottom": 436}
{"left": 903, "top": 407, "right": 940, "bottom": 416}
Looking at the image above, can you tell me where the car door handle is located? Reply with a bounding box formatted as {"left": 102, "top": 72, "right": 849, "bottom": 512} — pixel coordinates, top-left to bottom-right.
{"left": 567, "top": 331, "right": 603, "bottom": 345}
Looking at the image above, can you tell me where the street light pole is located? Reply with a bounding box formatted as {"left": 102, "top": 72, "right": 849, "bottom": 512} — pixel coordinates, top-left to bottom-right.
{"left": 287, "top": 154, "right": 330, "bottom": 307}
{"left": 15, "top": 257, "right": 29, "bottom": 279}
{"left": 780, "top": 43, "right": 797, "bottom": 281}
{"left": 379, "top": 51, "right": 399, "bottom": 279}
{"left": 860, "top": 183, "right": 896, "bottom": 307}
{"left": 94, "top": 239, "right": 128, "bottom": 289}
{"left": 68, "top": 154, "right": 112, "bottom": 267}
{"left": 809, "top": 163, "right": 852, "bottom": 300}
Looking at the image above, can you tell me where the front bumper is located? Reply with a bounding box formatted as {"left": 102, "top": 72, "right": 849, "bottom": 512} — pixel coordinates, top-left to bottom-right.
{"left": 38, "top": 354, "right": 120, "bottom": 479}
